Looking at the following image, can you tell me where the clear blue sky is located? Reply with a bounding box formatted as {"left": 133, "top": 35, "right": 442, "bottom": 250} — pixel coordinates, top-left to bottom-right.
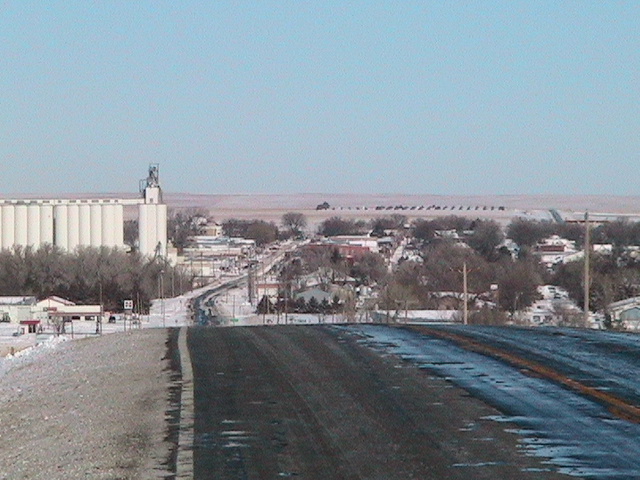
{"left": 1, "top": 2, "right": 639, "bottom": 196}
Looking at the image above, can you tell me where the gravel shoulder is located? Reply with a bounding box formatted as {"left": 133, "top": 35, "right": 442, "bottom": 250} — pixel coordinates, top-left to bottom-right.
{"left": 0, "top": 329, "right": 172, "bottom": 480}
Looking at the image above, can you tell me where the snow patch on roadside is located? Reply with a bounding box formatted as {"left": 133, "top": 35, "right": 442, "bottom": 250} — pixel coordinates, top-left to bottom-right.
{"left": 0, "top": 335, "right": 69, "bottom": 377}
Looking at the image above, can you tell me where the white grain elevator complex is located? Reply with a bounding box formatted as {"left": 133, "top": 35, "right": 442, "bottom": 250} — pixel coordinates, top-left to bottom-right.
{"left": 0, "top": 165, "right": 167, "bottom": 258}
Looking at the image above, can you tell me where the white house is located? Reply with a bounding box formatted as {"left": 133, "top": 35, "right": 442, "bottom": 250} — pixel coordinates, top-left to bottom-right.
{"left": 538, "top": 285, "right": 570, "bottom": 300}
{"left": 330, "top": 235, "right": 380, "bottom": 253}
{"left": 523, "top": 297, "right": 582, "bottom": 327}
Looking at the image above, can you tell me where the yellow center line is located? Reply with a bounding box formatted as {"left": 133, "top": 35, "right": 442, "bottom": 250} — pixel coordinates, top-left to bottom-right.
{"left": 409, "top": 326, "right": 640, "bottom": 423}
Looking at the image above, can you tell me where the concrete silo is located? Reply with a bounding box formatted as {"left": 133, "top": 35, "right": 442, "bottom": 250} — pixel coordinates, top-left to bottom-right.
{"left": 137, "top": 164, "right": 167, "bottom": 258}
{"left": 90, "top": 203, "right": 102, "bottom": 247}
{"left": 156, "top": 203, "right": 167, "bottom": 256}
{"left": 27, "top": 203, "right": 41, "bottom": 247}
{"left": 79, "top": 203, "right": 91, "bottom": 247}
{"left": 54, "top": 204, "right": 69, "bottom": 250}
{"left": 15, "top": 204, "right": 28, "bottom": 247}
{"left": 2, "top": 204, "right": 15, "bottom": 249}
{"left": 0, "top": 166, "right": 167, "bottom": 257}
{"left": 101, "top": 203, "right": 116, "bottom": 247}
{"left": 67, "top": 203, "right": 80, "bottom": 251}
{"left": 40, "top": 203, "right": 54, "bottom": 246}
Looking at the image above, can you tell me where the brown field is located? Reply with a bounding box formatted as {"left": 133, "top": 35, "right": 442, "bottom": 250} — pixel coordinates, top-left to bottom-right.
{"left": 162, "top": 193, "right": 640, "bottom": 228}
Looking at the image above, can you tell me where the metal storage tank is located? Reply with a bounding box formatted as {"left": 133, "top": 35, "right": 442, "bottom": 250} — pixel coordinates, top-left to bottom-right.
{"left": 114, "top": 204, "right": 124, "bottom": 248}
{"left": 40, "top": 204, "right": 54, "bottom": 246}
{"left": 54, "top": 204, "right": 69, "bottom": 250}
{"left": 2, "top": 204, "right": 15, "bottom": 249}
{"left": 79, "top": 204, "right": 91, "bottom": 246}
{"left": 27, "top": 203, "right": 41, "bottom": 247}
{"left": 67, "top": 203, "right": 80, "bottom": 251}
{"left": 15, "top": 204, "right": 28, "bottom": 247}
{"left": 156, "top": 203, "right": 167, "bottom": 257}
{"left": 101, "top": 204, "right": 116, "bottom": 247}
{"left": 90, "top": 204, "right": 102, "bottom": 247}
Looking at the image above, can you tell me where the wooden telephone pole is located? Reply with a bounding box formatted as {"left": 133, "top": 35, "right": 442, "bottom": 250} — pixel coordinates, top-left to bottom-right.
{"left": 463, "top": 262, "right": 469, "bottom": 326}
{"left": 584, "top": 212, "right": 590, "bottom": 326}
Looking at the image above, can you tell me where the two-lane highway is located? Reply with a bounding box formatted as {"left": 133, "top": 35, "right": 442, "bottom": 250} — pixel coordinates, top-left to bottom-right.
{"left": 183, "top": 325, "right": 574, "bottom": 479}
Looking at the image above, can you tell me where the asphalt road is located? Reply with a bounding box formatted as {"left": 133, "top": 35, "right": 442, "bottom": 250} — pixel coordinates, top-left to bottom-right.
{"left": 354, "top": 324, "right": 640, "bottom": 479}
{"left": 186, "top": 325, "right": 570, "bottom": 479}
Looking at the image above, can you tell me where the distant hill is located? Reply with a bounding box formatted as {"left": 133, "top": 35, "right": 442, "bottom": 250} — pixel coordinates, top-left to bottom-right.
{"left": 162, "top": 193, "right": 640, "bottom": 213}
{"left": 162, "top": 193, "right": 640, "bottom": 227}
{"left": 2, "top": 192, "right": 639, "bottom": 226}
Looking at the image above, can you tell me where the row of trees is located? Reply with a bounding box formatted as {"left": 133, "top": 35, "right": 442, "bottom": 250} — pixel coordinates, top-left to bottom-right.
{"left": 0, "top": 245, "right": 192, "bottom": 313}
{"left": 316, "top": 215, "right": 408, "bottom": 237}
{"left": 377, "top": 242, "right": 542, "bottom": 316}
{"left": 507, "top": 218, "right": 640, "bottom": 249}
{"left": 166, "top": 209, "right": 310, "bottom": 250}
{"left": 391, "top": 217, "right": 640, "bottom": 322}
{"left": 167, "top": 209, "right": 640, "bottom": 252}
{"left": 222, "top": 219, "right": 280, "bottom": 246}
{"left": 256, "top": 294, "right": 344, "bottom": 315}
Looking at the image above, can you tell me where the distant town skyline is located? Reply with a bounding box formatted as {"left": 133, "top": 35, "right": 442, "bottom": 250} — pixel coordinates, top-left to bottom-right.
{"left": 1, "top": 2, "right": 639, "bottom": 196}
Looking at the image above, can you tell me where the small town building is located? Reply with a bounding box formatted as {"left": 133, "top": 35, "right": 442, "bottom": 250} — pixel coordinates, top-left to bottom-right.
{"left": 19, "top": 319, "right": 41, "bottom": 334}
{"left": 201, "top": 222, "right": 223, "bottom": 238}
{"left": 0, "top": 296, "right": 43, "bottom": 324}
{"left": 36, "top": 296, "right": 103, "bottom": 322}
{"left": 331, "top": 235, "right": 379, "bottom": 253}
{"left": 304, "top": 242, "right": 373, "bottom": 262}
{"left": 522, "top": 292, "right": 582, "bottom": 327}
{"left": 534, "top": 235, "right": 582, "bottom": 270}
{"left": 608, "top": 296, "right": 640, "bottom": 330}
{"left": 294, "top": 288, "right": 333, "bottom": 304}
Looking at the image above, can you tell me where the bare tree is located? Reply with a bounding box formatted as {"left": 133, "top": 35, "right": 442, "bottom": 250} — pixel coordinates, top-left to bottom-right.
{"left": 123, "top": 220, "right": 139, "bottom": 250}
{"left": 168, "top": 208, "right": 208, "bottom": 253}
{"left": 467, "top": 220, "right": 504, "bottom": 260}
{"left": 318, "top": 217, "right": 367, "bottom": 236}
{"left": 282, "top": 212, "right": 308, "bottom": 236}
{"left": 495, "top": 259, "right": 542, "bottom": 315}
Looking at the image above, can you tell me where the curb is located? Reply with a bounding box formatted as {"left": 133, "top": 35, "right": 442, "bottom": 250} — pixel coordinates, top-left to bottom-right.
{"left": 176, "top": 326, "right": 194, "bottom": 478}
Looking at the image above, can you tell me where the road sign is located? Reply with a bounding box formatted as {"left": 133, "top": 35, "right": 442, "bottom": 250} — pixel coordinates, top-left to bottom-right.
{"left": 124, "top": 299, "right": 134, "bottom": 311}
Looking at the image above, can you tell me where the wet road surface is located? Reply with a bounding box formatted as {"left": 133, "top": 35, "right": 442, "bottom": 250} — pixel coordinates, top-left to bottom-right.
{"left": 187, "top": 325, "right": 572, "bottom": 479}
{"left": 354, "top": 325, "right": 640, "bottom": 479}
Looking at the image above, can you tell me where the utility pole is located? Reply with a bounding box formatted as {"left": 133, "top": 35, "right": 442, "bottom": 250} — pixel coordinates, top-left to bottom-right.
{"left": 160, "top": 270, "right": 165, "bottom": 328}
{"left": 98, "top": 282, "right": 103, "bottom": 334}
{"left": 284, "top": 287, "right": 289, "bottom": 325}
{"left": 247, "top": 260, "right": 256, "bottom": 306}
{"left": 200, "top": 252, "right": 204, "bottom": 287}
{"left": 452, "top": 262, "right": 471, "bottom": 325}
{"left": 463, "top": 261, "right": 468, "bottom": 326}
{"left": 584, "top": 211, "right": 590, "bottom": 326}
